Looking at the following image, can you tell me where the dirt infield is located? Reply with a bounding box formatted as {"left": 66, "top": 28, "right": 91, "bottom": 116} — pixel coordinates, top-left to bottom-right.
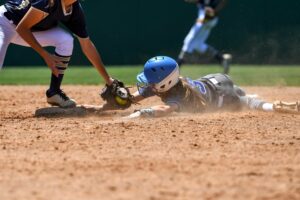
{"left": 0, "top": 86, "right": 299, "bottom": 200}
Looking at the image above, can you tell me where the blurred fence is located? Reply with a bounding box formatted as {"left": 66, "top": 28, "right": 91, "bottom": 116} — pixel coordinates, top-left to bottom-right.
{"left": 1, "top": 0, "right": 300, "bottom": 65}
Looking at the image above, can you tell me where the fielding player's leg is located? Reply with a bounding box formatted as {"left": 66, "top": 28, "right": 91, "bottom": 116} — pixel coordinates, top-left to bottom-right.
{"left": 202, "top": 46, "right": 232, "bottom": 74}
{"left": 0, "top": 25, "right": 14, "bottom": 68}
{"left": 178, "top": 23, "right": 203, "bottom": 66}
{"left": 177, "top": 8, "right": 207, "bottom": 66}
{"left": 0, "top": 5, "right": 17, "bottom": 68}
{"left": 194, "top": 18, "right": 232, "bottom": 74}
{"left": 46, "top": 53, "right": 76, "bottom": 108}
{"left": 220, "top": 53, "right": 232, "bottom": 74}
{"left": 12, "top": 27, "right": 76, "bottom": 108}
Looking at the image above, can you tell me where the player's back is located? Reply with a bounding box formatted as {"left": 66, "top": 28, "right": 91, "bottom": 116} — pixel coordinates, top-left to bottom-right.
{"left": 158, "top": 77, "right": 215, "bottom": 113}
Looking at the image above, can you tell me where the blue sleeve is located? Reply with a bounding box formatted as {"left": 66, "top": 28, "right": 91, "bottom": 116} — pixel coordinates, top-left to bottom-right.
{"left": 62, "top": 2, "right": 89, "bottom": 38}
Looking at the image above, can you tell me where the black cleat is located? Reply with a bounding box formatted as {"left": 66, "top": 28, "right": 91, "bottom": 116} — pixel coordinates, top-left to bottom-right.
{"left": 46, "top": 89, "right": 76, "bottom": 108}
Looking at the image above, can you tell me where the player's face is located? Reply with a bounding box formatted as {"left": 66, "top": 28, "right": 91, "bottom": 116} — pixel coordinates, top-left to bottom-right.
{"left": 149, "top": 84, "right": 159, "bottom": 93}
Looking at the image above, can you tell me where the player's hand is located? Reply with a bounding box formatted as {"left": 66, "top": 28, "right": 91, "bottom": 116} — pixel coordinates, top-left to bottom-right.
{"left": 42, "top": 52, "right": 62, "bottom": 77}
{"left": 123, "top": 108, "right": 155, "bottom": 119}
{"left": 100, "top": 79, "right": 133, "bottom": 110}
{"left": 123, "top": 110, "right": 142, "bottom": 119}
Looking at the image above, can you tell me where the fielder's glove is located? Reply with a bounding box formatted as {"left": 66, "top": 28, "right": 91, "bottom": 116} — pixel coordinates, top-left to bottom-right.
{"left": 100, "top": 79, "right": 133, "bottom": 110}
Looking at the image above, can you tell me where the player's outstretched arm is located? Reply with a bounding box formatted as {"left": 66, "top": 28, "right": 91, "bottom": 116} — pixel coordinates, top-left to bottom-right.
{"left": 81, "top": 89, "right": 144, "bottom": 112}
{"left": 125, "top": 103, "right": 179, "bottom": 119}
{"left": 131, "top": 91, "right": 146, "bottom": 103}
{"left": 78, "top": 37, "right": 113, "bottom": 85}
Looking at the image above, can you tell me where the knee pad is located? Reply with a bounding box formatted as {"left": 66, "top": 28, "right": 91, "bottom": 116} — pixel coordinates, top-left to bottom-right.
{"left": 54, "top": 53, "right": 71, "bottom": 75}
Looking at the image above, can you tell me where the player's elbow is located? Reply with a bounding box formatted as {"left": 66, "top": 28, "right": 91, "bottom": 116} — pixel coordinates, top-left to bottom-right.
{"left": 15, "top": 24, "right": 28, "bottom": 35}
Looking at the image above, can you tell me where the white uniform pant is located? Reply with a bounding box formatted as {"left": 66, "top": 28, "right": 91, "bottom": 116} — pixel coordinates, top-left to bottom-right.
{"left": 0, "top": 5, "right": 74, "bottom": 69}
{"left": 182, "top": 7, "right": 218, "bottom": 54}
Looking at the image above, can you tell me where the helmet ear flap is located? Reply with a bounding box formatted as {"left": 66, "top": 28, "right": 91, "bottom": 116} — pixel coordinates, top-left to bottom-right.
{"left": 138, "top": 56, "right": 180, "bottom": 92}
{"left": 154, "top": 65, "right": 180, "bottom": 92}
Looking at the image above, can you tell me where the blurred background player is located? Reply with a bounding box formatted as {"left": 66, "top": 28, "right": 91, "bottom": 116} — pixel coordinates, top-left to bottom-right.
{"left": 124, "top": 56, "right": 299, "bottom": 118}
{"left": 178, "top": 0, "right": 232, "bottom": 74}
{"left": 0, "top": 0, "right": 118, "bottom": 108}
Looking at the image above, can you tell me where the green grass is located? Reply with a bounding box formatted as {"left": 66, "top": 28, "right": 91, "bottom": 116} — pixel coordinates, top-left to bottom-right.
{"left": 0, "top": 65, "right": 299, "bottom": 86}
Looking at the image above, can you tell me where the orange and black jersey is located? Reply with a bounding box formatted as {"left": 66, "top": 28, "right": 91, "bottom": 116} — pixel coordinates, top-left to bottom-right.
{"left": 4, "top": 0, "right": 88, "bottom": 38}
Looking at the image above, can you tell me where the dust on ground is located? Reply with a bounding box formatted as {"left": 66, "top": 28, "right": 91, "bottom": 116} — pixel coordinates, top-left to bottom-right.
{"left": 0, "top": 86, "right": 299, "bottom": 200}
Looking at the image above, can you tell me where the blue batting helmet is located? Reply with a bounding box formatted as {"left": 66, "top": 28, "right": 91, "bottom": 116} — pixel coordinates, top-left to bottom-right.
{"left": 137, "top": 56, "right": 180, "bottom": 93}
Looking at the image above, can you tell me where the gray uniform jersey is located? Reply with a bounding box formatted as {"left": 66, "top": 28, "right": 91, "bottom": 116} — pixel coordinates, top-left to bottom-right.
{"left": 139, "top": 73, "right": 244, "bottom": 112}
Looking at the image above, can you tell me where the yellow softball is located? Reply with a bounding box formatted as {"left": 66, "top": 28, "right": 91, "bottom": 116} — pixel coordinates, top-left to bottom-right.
{"left": 115, "top": 96, "right": 128, "bottom": 106}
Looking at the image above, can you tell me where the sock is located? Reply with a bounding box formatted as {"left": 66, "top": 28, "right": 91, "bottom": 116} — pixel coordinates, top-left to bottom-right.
{"left": 240, "top": 96, "right": 271, "bottom": 111}
{"left": 48, "top": 74, "right": 64, "bottom": 94}
{"left": 48, "top": 53, "right": 71, "bottom": 96}
{"left": 177, "top": 51, "right": 187, "bottom": 65}
{"left": 262, "top": 103, "right": 274, "bottom": 112}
